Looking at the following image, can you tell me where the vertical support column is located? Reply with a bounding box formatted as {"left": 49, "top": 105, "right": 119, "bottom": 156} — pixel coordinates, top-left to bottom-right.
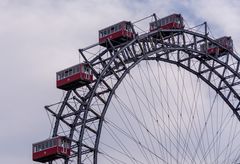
{"left": 204, "top": 22, "right": 208, "bottom": 36}
{"left": 204, "top": 22, "right": 208, "bottom": 58}
{"left": 153, "top": 13, "right": 158, "bottom": 23}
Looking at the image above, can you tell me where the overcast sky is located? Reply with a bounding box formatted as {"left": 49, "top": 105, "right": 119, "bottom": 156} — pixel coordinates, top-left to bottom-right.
{"left": 1, "top": 0, "right": 240, "bottom": 163}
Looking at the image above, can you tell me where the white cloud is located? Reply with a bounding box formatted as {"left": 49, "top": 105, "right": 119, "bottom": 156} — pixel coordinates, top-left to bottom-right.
{"left": 179, "top": 0, "right": 240, "bottom": 51}
{"left": 1, "top": 0, "right": 240, "bottom": 163}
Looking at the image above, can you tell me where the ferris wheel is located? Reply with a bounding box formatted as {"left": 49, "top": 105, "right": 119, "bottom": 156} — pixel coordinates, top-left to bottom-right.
{"left": 32, "top": 13, "right": 240, "bottom": 164}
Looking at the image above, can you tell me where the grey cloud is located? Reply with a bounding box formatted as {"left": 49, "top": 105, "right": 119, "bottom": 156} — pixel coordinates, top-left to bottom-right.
{"left": 1, "top": 0, "right": 240, "bottom": 163}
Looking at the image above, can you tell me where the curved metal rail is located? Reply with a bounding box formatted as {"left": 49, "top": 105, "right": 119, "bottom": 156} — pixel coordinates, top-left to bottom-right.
{"left": 46, "top": 27, "right": 240, "bottom": 164}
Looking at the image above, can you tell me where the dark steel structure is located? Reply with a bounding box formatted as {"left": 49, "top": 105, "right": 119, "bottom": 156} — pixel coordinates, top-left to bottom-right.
{"left": 44, "top": 13, "right": 240, "bottom": 164}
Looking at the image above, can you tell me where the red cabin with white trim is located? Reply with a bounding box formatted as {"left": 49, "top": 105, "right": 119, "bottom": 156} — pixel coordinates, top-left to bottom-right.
{"left": 56, "top": 63, "right": 93, "bottom": 91}
{"left": 99, "top": 21, "right": 135, "bottom": 47}
{"left": 200, "top": 36, "right": 233, "bottom": 56}
{"left": 150, "top": 14, "right": 184, "bottom": 36}
{"left": 32, "top": 136, "right": 71, "bottom": 163}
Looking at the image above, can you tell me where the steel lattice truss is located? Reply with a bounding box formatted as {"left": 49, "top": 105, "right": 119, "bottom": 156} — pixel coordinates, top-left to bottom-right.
{"left": 45, "top": 27, "right": 240, "bottom": 164}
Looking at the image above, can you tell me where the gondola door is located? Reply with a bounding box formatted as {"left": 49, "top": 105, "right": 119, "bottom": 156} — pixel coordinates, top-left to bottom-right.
{"left": 63, "top": 139, "right": 67, "bottom": 154}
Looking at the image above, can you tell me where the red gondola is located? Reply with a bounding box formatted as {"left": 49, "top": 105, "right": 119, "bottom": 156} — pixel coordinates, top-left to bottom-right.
{"left": 149, "top": 14, "right": 184, "bottom": 37}
{"left": 56, "top": 63, "right": 93, "bottom": 91}
{"left": 99, "top": 21, "right": 135, "bottom": 47}
{"left": 200, "top": 36, "right": 233, "bottom": 57}
{"left": 32, "top": 136, "right": 71, "bottom": 163}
